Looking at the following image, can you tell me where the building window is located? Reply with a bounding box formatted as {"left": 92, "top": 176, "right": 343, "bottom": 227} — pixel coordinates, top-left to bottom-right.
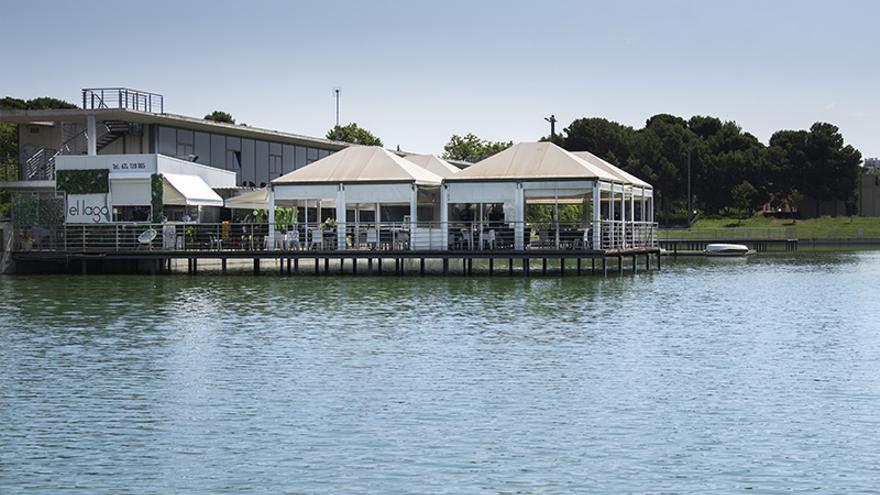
{"left": 112, "top": 205, "right": 151, "bottom": 222}
{"left": 227, "top": 150, "right": 242, "bottom": 169}
{"left": 269, "top": 142, "right": 283, "bottom": 177}
{"left": 176, "top": 129, "right": 194, "bottom": 157}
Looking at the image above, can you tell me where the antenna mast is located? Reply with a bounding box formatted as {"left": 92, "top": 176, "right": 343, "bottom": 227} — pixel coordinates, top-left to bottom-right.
{"left": 333, "top": 87, "right": 341, "bottom": 127}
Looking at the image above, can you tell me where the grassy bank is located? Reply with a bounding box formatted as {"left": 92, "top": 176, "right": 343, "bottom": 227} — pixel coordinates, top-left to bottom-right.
{"left": 659, "top": 215, "right": 880, "bottom": 240}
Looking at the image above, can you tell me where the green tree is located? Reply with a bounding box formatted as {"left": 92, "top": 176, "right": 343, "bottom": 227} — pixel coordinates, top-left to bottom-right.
{"left": 326, "top": 123, "right": 382, "bottom": 146}
{"left": 204, "top": 110, "right": 235, "bottom": 124}
{"left": 731, "top": 180, "right": 759, "bottom": 217}
{"left": 442, "top": 133, "right": 511, "bottom": 163}
{"left": 561, "top": 117, "right": 635, "bottom": 166}
{"left": 770, "top": 123, "right": 861, "bottom": 216}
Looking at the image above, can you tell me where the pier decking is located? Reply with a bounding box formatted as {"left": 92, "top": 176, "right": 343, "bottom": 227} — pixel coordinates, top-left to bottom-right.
{"left": 10, "top": 222, "right": 660, "bottom": 276}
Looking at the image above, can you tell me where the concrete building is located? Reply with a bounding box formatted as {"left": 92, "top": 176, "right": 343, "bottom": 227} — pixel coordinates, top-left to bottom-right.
{"left": 2, "top": 88, "right": 348, "bottom": 189}
{"left": 859, "top": 168, "right": 880, "bottom": 216}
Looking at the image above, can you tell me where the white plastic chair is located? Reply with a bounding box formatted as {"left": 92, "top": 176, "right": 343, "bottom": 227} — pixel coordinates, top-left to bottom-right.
{"left": 309, "top": 228, "right": 324, "bottom": 250}
{"left": 395, "top": 231, "right": 409, "bottom": 250}
{"left": 366, "top": 228, "right": 379, "bottom": 250}
{"left": 138, "top": 228, "right": 157, "bottom": 250}
{"left": 286, "top": 230, "right": 301, "bottom": 250}
{"left": 482, "top": 229, "right": 496, "bottom": 250}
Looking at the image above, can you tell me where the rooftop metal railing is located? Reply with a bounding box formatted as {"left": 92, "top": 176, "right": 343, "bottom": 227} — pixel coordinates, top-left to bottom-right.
{"left": 82, "top": 88, "right": 164, "bottom": 113}
{"left": 13, "top": 221, "right": 658, "bottom": 253}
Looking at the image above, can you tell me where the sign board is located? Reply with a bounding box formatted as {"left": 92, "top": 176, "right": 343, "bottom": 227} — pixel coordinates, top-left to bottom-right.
{"left": 110, "top": 159, "right": 150, "bottom": 173}
{"left": 66, "top": 194, "right": 111, "bottom": 224}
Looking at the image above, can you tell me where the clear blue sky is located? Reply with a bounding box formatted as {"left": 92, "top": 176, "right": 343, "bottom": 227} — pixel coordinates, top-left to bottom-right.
{"left": 4, "top": 0, "right": 878, "bottom": 158}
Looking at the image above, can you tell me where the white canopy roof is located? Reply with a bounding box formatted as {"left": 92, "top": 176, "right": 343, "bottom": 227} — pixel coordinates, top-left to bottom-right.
{"left": 163, "top": 173, "right": 224, "bottom": 207}
{"left": 571, "top": 151, "right": 652, "bottom": 189}
{"left": 225, "top": 188, "right": 268, "bottom": 209}
{"left": 445, "top": 142, "right": 620, "bottom": 183}
{"left": 272, "top": 146, "right": 442, "bottom": 186}
{"left": 403, "top": 154, "right": 460, "bottom": 177}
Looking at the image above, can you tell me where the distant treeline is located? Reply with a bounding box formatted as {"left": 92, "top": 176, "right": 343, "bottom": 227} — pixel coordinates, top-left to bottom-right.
{"left": 545, "top": 115, "right": 862, "bottom": 220}
{"left": 0, "top": 96, "right": 865, "bottom": 222}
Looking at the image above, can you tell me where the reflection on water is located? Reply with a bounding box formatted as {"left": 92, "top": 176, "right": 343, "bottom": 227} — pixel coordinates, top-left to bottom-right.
{"left": 2, "top": 251, "right": 880, "bottom": 493}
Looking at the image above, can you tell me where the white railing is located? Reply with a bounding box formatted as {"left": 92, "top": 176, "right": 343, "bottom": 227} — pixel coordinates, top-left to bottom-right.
{"left": 13, "top": 221, "right": 659, "bottom": 253}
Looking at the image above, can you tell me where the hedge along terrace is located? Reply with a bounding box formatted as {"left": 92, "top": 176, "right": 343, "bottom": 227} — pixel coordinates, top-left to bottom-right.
{"left": 151, "top": 173, "right": 163, "bottom": 222}
{"left": 55, "top": 169, "right": 109, "bottom": 195}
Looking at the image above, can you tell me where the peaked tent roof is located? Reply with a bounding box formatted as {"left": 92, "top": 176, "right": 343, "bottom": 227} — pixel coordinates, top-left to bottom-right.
{"left": 226, "top": 188, "right": 269, "bottom": 209}
{"left": 571, "top": 151, "right": 652, "bottom": 189}
{"left": 272, "top": 146, "right": 442, "bottom": 186}
{"left": 444, "top": 142, "right": 620, "bottom": 182}
{"left": 403, "top": 154, "right": 461, "bottom": 177}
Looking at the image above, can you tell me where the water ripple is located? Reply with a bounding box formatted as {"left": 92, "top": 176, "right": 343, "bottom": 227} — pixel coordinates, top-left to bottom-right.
{"left": 1, "top": 251, "right": 880, "bottom": 493}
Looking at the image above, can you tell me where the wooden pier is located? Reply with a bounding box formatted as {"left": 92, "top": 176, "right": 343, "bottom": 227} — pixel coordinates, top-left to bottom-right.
{"left": 13, "top": 247, "right": 661, "bottom": 276}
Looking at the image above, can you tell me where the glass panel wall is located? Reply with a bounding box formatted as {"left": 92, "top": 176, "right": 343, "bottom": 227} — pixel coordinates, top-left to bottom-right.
{"left": 158, "top": 126, "right": 176, "bottom": 156}
{"left": 194, "top": 132, "right": 210, "bottom": 165}
{"left": 255, "top": 140, "right": 269, "bottom": 187}
{"left": 154, "top": 126, "right": 336, "bottom": 186}
{"left": 295, "top": 146, "right": 307, "bottom": 169}
{"left": 211, "top": 134, "right": 226, "bottom": 169}
{"left": 282, "top": 144, "right": 296, "bottom": 174}
{"left": 176, "top": 129, "right": 194, "bottom": 157}
{"left": 241, "top": 139, "right": 255, "bottom": 186}
{"left": 270, "top": 143, "right": 283, "bottom": 179}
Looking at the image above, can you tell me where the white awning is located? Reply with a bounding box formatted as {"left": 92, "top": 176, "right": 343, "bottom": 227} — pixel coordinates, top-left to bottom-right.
{"left": 163, "top": 173, "right": 223, "bottom": 207}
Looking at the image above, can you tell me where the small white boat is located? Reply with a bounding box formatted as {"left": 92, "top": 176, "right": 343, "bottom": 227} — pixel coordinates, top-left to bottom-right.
{"left": 704, "top": 243, "right": 754, "bottom": 257}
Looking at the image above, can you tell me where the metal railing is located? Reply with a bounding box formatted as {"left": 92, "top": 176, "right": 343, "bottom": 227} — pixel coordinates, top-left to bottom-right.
{"left": 22, "top": 127, "right": 92, "bottom": 180}
{"left": 82, "top": 88, "right": 164, "bottom": 113}
{"left": 657, "top": 227, "right": 794, "bottom": 241}
{"left": 13, "top": 221, "right": 658, "bottom": 253}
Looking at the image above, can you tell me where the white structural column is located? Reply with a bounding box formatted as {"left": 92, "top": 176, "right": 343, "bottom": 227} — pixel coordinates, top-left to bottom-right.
{"left": 609, "top": 183, "right": 616, "bottom": 249}
{"left": 640, "top": 187, "right": 647, "bottom": 246}
{"left": 409, "top": 184, "right": 418, "bottom": 251}
{"left": 86, "top": 115, "right": 97, "bottom": 156}
{"left": 440, "top": 185, "right": 449, "bottom": 250}
{"left": 514, "top": 183, "right": 525, "bottom": 250}
{"left": 592, "top": 181, "right": 601, "bottom": 250}
{"left": 267, "top": 187, "right": 276, "bottom": 251}
{"left": 630, "top": 188, "right": 636, "bottom": 247}
{"left": 620, "top": 185, "right": 627, "bottom": 249}
{"left": 336, "top": 185, "right": 346, "bottom": 250}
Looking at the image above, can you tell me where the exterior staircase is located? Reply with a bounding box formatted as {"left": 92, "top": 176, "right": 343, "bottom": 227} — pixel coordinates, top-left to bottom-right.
{"left": 95, "top": 120, "right": 129, "bottom": 151}
{"left": 21, "top": 121, "right": 130, "bottom": 181}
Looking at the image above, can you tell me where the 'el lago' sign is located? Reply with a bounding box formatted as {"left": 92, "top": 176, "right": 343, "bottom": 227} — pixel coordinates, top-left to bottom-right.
{"left": 66, "top": 194, "right": 111, "bottom": 224}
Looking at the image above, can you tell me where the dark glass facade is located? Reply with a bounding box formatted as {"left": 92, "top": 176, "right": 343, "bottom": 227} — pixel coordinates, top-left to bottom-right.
{"left": 155, "top": 125, "right": 336, "bottom": 187}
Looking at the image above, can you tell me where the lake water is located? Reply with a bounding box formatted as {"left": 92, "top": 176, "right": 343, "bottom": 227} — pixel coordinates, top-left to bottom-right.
{"left": 2, "top": 251, "right": 880, "bottom": 494}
